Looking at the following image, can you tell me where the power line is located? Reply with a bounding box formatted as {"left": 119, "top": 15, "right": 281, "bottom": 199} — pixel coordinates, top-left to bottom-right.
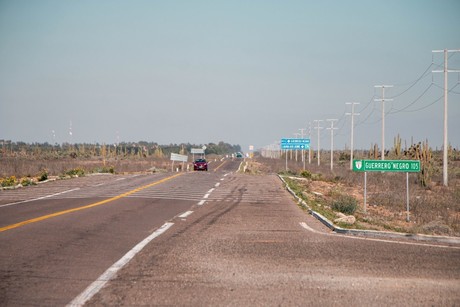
{"left": 388, "top": 63, "right": 433, "bottom": 98}
{"left": 389, "top": 83, "right": 434, "bottom": 113}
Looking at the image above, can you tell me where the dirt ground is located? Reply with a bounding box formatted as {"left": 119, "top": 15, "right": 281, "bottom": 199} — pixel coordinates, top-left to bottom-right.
{"left": 244, "top": 158, "right": 460, "bottom": 237}
{"left": 1, "top": 155, "right": 459, "bottom": 237}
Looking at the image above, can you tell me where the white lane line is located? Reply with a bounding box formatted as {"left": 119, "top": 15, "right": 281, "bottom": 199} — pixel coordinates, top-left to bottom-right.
{"left": 203, "top": 194, "right": 210, "bottom": 199}
{"left": 0, "top": 188, "right": 81, "bottom": 208}
{"left": 198, "top": 200, "right": 206, "bottom": 206}
{"left": 220, "top": 178, "right": 225, "bottom": 181}
{"left": 207, "top": 188, "right": 215, "bottom": 193}
{"left": 67, "top": 222, "right": 174, "bottom": 307}
{"left": 178, "top": 211, "right": 194, "bottom": 218}
{"left": 215, "top": 182, "right": 220, "bottom": 188}
{"left": 299, "top": 222, "right": 460, "bottom": 250}
{"left": 299, "top": 222, "right": 322, "bottom": 234}
{"left": 115, "top": 178, "right": 126, "bottom": 181}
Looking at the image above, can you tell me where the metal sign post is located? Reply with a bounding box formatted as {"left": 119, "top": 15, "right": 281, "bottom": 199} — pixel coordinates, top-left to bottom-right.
{"left": 281, "top": 138, "right": 310, "bottom": 170}
{"left": 353, "top": 160, "right": 421, "bottom": 221}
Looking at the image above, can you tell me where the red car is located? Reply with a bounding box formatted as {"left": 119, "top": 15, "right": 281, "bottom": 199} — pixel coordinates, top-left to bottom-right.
{"left": 193, "top": 158, "right": 208, "bottom": 171}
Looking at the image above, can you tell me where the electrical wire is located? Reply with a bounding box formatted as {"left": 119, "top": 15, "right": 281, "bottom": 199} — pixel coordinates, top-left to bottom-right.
{"left": 388, "top": 83, "right": 434, "bottom": 114}
{"left": 388, "top": 63, "right": 433, "bottom": 99}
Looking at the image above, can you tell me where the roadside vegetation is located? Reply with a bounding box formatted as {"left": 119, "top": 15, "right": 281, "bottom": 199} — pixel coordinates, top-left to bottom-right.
{"left": 0, "top": 140, "right": 240, "bottom": 187}
{"left": 245, "top": 139, "right": 460, "bottom": 237}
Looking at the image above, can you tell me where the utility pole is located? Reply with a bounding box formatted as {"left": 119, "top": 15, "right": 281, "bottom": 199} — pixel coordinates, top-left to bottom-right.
{"left": 346, "top": 102, "right": 360, "bottom": 170}
{"left": 374, "top": 85, "right": 393, "bottom": 160}
{"left": 326, "top": 119, "right": 338, "bottom": 171}
{"left": 432, "top": 49, "right": 460, "bottom": 187}
{"left": 314, "top": 120, "right": 323, "bottom": 166}
{"left": 294, "top": 132, "right": 300, "bottom": 162}
{"left": 308, "top": 121, "right": 312, "bottom": 164}
{"left": 299, "top": 128, "right": 306, "bottom": 169}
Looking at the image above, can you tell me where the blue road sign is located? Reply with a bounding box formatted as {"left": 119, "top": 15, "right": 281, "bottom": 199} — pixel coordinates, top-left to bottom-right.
{"left": 281, "top": 138, "right": 310, "bottom": 150}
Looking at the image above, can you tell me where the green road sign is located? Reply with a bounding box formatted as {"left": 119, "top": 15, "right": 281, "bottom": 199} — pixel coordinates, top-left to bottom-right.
{"left": 353, "top": 160, "right": 420, "bottom": 172}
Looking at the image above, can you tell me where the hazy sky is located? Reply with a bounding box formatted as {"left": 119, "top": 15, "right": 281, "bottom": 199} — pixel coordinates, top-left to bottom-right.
{"left": 1, "top": 0, "right": 459, "bottom": 152}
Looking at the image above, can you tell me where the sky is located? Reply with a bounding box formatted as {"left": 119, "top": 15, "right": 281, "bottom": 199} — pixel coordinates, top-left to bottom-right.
{"left": 1, "top": 0, "right": 459, "bottom": 152}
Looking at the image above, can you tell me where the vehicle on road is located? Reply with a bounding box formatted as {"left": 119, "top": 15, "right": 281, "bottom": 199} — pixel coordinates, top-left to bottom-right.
{"left": 236, "top": 152, "right": 243, "bottom": 158}
{"left": 193, "top": 158, "right": 208, "bottom": 171}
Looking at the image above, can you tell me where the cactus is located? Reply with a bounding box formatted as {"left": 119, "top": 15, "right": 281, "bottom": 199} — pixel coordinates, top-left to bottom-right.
{"left": 393, "top": 134, "right": 402, "bottom": 157}
{"left": 154, "top": 146, "right": 164, "bottom": 158}
{"left": 418, "top": 140, "right": 433, "bottom": 187}
{"left": 369, "top": 143, "right": 379, "bottom": 159}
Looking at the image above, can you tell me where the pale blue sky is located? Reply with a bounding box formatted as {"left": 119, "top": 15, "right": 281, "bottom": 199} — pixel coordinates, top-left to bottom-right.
{"left": 1, "top": 0, "right": 459, "bottom": 151}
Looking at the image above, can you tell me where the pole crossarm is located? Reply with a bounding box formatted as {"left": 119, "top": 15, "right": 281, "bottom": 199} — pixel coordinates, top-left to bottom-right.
{"left": 326, "top": 119, "right": 338, "bottom": 170}
{"left": 374, "top": 85, "right": 393, "bottom": 161}
{"left": 313, "top": 120, "right": 323, "bottom": 166}
{"left": 346, "top": 102, "right": 360, "bottom": 170}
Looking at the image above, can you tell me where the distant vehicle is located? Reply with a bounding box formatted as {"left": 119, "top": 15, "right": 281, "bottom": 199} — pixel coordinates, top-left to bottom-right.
{"left": 193, "top": 158, "right": 208, "bottom": 171}
{"left": 236, "top": 152, "right": 243, "bottom": 158}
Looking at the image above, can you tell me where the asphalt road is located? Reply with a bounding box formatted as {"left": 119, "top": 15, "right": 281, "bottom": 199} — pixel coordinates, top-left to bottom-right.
{"left": 1, "top": 158, "right": 459, "bottom": 306}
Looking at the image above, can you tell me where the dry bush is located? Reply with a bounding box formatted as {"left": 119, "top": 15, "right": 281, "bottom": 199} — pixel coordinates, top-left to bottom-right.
{"left": 0, "top": 156, "right": 172, "bottom": 178}
{"left": 254, "top": 152, "right": 460, "bottom": 236}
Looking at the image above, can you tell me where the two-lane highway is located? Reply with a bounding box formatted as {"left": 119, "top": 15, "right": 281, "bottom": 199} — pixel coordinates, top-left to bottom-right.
{"left": 0, "top": 158, "right": 237, "bottom": 306}
{"left": 1, "top": 157, "right": 459, "bottom": 306}
{"left": 88, "top": 168, "right": 459, "bottom": 306}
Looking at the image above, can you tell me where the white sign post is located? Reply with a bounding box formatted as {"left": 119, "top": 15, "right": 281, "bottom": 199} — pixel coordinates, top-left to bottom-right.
{"left": 191, "top": 148, "right": 205, "bottom": 161}
{"left": 170, "top": 153, "right": 188, "bottom": 172}
{"left": 353, "top": 159, "right": 420, "bottom": 221}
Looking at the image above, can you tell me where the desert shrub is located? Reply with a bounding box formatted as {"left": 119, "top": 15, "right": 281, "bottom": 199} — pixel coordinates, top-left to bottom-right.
{"left": 1, "top": 176, "right": 17, "bottom": 187}
{"left": 300, "top": 170, "right": 312, "bottom": 179}
{"left": 66, "top": 168, "right": 85, "bottom": 177}
{"left": 94, "top": 166, "right": 115, "bottom": 174}
{"left": 331, "top": 195, "right": 358, "bottom": 215}
{"left": 38, "top": 169, "right": 48, "bottom": 181}
{"left": 311, "top": 173, "right": 322, "bottom": 181}
{"left": 21, "top": 178, "right": 36, "bottom": 186}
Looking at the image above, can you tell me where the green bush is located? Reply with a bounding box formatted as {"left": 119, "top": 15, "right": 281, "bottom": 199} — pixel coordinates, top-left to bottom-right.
{"left": 1, "top": 176, "right": 17, "bottom": 187}
{"left": 21, "top": 178, "right": 36, "bottom": 186}
{"left": 300, "top": 170, "right": 312, "bottom": 179}
{"left": 39, "top": 170, "right": 48, "bottom": 182}
{"left": 66, "top": 168, "right": 85, "bottom": 177}
{"left": 331, "top": 195, "right": 358, "bottom": 215}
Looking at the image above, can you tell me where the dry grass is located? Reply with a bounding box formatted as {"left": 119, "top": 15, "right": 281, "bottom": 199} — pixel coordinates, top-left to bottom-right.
{"left": 248, "top": 154, "right": 460, "bottom": 237}
{"left": 0, "top": 156, "right": 173, "bottom": 178}
{"left": 1, "top": 152, "right": 459, "bottom": 236}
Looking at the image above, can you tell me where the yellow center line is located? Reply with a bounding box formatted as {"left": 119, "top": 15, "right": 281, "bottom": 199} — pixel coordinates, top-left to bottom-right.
{"left": 213, "top": 160, "right": 227, "bottom": 172}
{"left": 0, "top": 173, "right": 184, "bottom": 233}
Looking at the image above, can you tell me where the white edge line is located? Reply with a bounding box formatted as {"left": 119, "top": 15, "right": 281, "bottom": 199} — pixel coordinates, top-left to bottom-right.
{"left": 299, "top": 222, "right": 322, "bottom": 234}
{"left": 299, "top": 222, "right": 460, "bottom": 250}
{"left": 178, "top": 211, "right": 194, "bottom": 218}
{"left": 67, "top": 222, "right": 174, "bottom": 307}
{"left": 0, "top": 188, "right": 81, "bottom": 208}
